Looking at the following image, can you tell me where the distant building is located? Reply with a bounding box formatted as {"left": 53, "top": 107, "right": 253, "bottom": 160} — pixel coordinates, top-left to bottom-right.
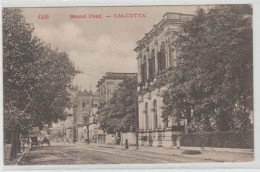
{"left": 88, "top": 107, "right": 106, "bottom": 143}
{"left": 134, "top": 13, "right": 193, "bottom": 147}
{"left": 74, "top": 89, "right": 99, "bottom": 142}
{"left": 97, "top": 72, "right": 137, "bottom": 108}
{"left": 96, "top": 72, "right": 137, "bottom": 143}
{"left": 61, "top": 85, "right": 99, "bottom": 143}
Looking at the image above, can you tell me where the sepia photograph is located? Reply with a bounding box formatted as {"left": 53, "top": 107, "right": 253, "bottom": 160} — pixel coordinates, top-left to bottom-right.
{"left": 2, "top": 4, "right": 253, "bottom": 166}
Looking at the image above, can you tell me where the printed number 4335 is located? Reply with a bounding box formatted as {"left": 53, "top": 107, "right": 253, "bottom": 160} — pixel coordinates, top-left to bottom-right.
{"left": 38, "top": 14, "right": 49, "bottom": 19}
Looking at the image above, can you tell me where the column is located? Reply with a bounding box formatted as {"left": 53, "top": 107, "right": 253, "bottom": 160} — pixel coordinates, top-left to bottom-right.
{"left": 105, "top": 82, "right": 108, "bottom": 102}
{"left": 138, "top": 101, "right": 143, "bottom": 129}
{"left": 165, "top": 41, "right": 170, "bottom": 68}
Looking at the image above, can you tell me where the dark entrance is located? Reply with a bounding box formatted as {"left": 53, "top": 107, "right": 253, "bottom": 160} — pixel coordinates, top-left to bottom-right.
{"left": 158, "top": 131, "right": 162, "bottom": 146}
{"left": 148, "top": 131, "right": 153, "bottom": 146}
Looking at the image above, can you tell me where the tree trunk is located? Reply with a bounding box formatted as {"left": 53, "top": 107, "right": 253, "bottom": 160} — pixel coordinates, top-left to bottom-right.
{"left": 17, "top": 125, "right": 21, "bottom": 153}
{"left": 9, "top": 126, "right": 18, "bottom": 160}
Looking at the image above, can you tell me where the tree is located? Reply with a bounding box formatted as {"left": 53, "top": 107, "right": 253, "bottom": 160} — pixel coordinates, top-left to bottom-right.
{"left": 160, "top": 5, "right": 253, "bottom": 132}
{"left": 98, "top": 77, "right": 137, "bottom": 134}
{"left": 3, "top": 8, "right": 78, "bottom": 159}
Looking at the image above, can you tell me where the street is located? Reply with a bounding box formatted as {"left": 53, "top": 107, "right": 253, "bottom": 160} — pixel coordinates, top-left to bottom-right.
{"left": 19, "top": 142, "right": 216, "bottom": 165}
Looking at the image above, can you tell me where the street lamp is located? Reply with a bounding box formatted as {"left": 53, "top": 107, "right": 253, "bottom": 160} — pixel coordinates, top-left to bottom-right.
{"left": 60, "top": 123, "right": 66, "bottom": 142}
{"left": 84, "top": 111, "right": 90, "bottom": 144}
{"left": 64, "top": 126, "right": 66, "bottom": 141}
{"left": 73, "top": 104, "right": 78, "bottom": 142}
{"left": 136, "top": 99, "right": 139, "bottom": 150}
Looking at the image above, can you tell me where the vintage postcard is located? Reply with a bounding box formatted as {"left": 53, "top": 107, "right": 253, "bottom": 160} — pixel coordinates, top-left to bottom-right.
{"left": 2, "top": 3, "right": 255, "bottom": 168}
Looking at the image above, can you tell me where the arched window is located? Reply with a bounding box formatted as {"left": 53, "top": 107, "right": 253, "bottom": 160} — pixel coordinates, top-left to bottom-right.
{"left": 145, "top": 103, "right": 149, "bottom": 129}
{"left": 153, "top": 100, "right": 158, "bottom": 129}
{"left": 158, "top": 42, "right": 166, "bottom": 71}
{"left": 141, "top": 56, "right": 147, "bottom": 83}
{"left": 149, "top": 49, "right": 155, "bottom": 80}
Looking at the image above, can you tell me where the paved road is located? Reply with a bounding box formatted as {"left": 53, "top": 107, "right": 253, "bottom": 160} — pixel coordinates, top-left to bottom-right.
{"left": 20, "top": 142, "right": 214, "bottom": 165}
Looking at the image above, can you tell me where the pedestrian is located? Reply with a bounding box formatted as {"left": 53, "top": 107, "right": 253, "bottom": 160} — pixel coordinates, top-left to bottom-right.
{"left": 125, "top": 139, "right": 128, "bottom": 149}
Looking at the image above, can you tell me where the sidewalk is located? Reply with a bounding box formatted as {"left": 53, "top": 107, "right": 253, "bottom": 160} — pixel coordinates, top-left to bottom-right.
{"left": 4, "top": 144, "right": 30, "bottom": 165}
{"left": 84, "top": 143, "right": 254, "bottom": 162}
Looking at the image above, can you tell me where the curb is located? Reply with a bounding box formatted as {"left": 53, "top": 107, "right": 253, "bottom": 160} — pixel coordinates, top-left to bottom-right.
{"left": 15, "top": 147, "right": 30, "bottom": 166}
{"left": 66, "top": 142, "right": 254, "bottom": 156}
{"left": 91, "top": 143, "right": 253, "bottom": 155}
{"left": 175, "top": 146, "right": 254, "bottom": 154}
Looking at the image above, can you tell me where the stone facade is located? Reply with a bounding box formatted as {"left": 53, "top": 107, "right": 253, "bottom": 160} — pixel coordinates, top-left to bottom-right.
{"left": 134, "top": 13, "right": 193, "bottom": 147}
{"left": 97, "top": 72, "right": 137, "bottom": 107}
{"left": 88, "top": 107, "right": 106, "bottom": 143}
{"left": 61, "top": 86, "right": 102, "bottom": 143}
{"left": 96, "top": 72, "right": 137, "bottom": 143}
{"left": 77, "top": 90, "right": 99, "bottom": 142}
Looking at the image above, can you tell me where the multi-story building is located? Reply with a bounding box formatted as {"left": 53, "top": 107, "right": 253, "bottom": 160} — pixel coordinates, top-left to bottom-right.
{"left": 96, "top": 72, "right": 137, "bottom": 143}
{"left": 87, "top": 107, "right": 106, "bottom": 143}
{"left": 97, "top": 72, "right": 137, "bottom": 107}
{"left": 72, "top": 89, "right": 99, "bottom": 142}
{"left": 60, "top": 85, "right": 79, "bottom": 142}
{"left": 134, "top": 13, "right": 193, "bottom": 147}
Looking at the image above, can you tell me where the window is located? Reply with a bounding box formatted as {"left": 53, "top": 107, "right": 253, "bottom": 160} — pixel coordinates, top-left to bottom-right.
{"left": 145, "top": 103, "right": 149, "bottom": 129}
{"left": 141, "top": 55, "right": 147, "bottom": 83}
{"left": 82, "top": 102, "right": 85, "bottom": 108}
{"left": 158, "top": 42, "right": 166, "bottom": 71}
{"left": 149, "top": 49, "right": 155, "bottom": 80}
{"left": 83, "top": 116, "right": 89, "bottom": 125}
{"left": 153, "top": 100, "right": 158, "bottom": 129}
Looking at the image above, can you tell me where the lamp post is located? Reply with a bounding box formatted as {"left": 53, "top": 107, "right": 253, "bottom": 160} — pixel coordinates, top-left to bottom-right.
{"left": 136, "top": 98, "right": 139, "bottom": 150}
{"left": 62, "top": 125, "right": 66, "bottom": 141}
{"left": 73, "top": 104, "right": 78, "bottom": 142}
{"left": 87, "top": 110, "right": 91, "bottom": 144}
{"left": 64, "top": 126, "right": 66, "bottom": 141}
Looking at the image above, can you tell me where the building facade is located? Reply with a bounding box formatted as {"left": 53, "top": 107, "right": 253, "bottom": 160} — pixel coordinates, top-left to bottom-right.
{"left": 72, "top": 88, "right": 99, "bottom": 142}
{"left": 134, "top": 13, "right": 193, "bottom": 147}
{"left": 97, "top": 72, "right": 137, "bottom": 107}
{"left": 87, "top": 107, "right": 106, "bottom": 143}
{"left": 96, "top": 72, "right": 137, "bottom": 143}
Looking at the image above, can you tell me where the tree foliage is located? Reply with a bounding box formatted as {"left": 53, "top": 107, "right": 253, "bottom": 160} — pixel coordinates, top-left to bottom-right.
{"left": 3, "top": 8, "right": 78, "bottom": 132}
{"left": 98, "top": 77, "right": 137, "bottom": 134}
{"left": 160, "top": 5, "right": 253, "bottom": 132}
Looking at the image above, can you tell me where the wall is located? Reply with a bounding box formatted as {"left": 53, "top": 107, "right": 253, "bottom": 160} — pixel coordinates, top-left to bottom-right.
{"left": 138, "top": 85, "right": 169, "bottom": 130}
{"left": 120, "top": 132, "right": 136, "bottom": 145}
{"left": 105, "top": 134, "right": 116, "bottom": 144}
{"left": 179, "top": 130, "right": 254, "bottom": 149}
{"left": 77, "top": 126, "right": 88, "bottom": 142}
{"left": 66, "top": 129, "right": 73, "bottom": 142}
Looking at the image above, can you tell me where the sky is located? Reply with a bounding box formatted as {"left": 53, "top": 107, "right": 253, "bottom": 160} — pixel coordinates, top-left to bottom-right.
{"left": 21, "top": 6, "right": 210, "bottom": 92}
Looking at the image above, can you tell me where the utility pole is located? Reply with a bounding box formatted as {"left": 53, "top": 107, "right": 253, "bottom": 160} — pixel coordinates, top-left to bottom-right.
{"left": 87, "top": 122, "right": 90, "bottom": 144}
{"left": 84, "top": 111, "right": 90, "bottom": 144}
{"left": 73, "top": 104, "right": 78, "bottom": 142}
{"left": 87, "top": 110, "right": 90, "bottom": 144}
{"left": 65, "top": 126, "right": 66, "bottom": 141}
{"left": 135, "top": 98, "right": 139, "bottom": 150}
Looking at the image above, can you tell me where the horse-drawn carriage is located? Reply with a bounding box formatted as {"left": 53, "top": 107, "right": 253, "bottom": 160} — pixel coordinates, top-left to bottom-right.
{"left": 30, "top": 134, "right": 40, "bottom": 147}
{"left": 40, "top": 137, "right": 50, "bottom": 146}
{"left": 30, "top": 130, "right": 50, "bottom": 147}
